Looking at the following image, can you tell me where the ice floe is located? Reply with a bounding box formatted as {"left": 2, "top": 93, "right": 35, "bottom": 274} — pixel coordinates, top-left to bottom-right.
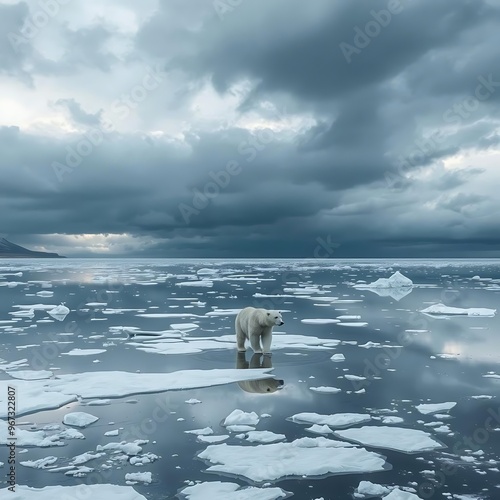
{"left": 415, "top": 402, "right": 456, "bottom": 414}
{"left": 1, "top": 484, "right": 148, "bottom": 499}
{"left": 47, "top": 304, "right": 70, "bottom": 321}
{"left": 334, "top": 426, "right": 445, "bottom": 453}
{"left": 223, "top": 409, "right": 260, "bottom": 427}
{"left": 300, "top": 318, "right": 340, "bottom": 324}
{"left": 289, "top": 412, "right": 371, "bottom": 428}
{"left": 309, "top": 386, "right": 342, "bottom": 394}
{"left": 197, "top": 437, "right": 389, "bottom": 482}
{"left": 420, "top": 303, "right": 496, "bottom": 317}
{"left": 178, "top": 481, "right": 290, "bottom": 500}
{"left": 63, "top": 412, "right": 99, "bottom": 428}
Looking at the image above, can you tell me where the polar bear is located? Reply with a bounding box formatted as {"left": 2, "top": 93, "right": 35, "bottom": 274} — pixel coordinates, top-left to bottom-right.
{"left": 236, "top": 352, "right": 284, "bottom": 393}
{"left": 235, "top": 307, "right": 284, "bottom": 354}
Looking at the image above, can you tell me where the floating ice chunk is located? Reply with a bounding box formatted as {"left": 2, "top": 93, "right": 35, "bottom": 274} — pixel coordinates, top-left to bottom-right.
{"left": 290, "top": 412, "right": 371, "bottom": 428}
{"left": 70, "top": 452, "right": 105, "bottom": 465}
{"left": 62, "top": 349, "right": 107, "bottom": 356}
{"left": 125, "top": 471, "right": 152, "bottom": 484}
{"left": 97, "top": 440, "right": 144, "bottom": 455}
{"left": 310, "top": 386, "right": 341, "bottom": 394}
{"left": 354, "top": 271, "right": 413, "bottom": 289}
{"left": 48, "top": 304, "right": 70, "bottom": 321}
{"left": 415, "top": 402, "right": 456, "bottom": 415}
{"left": 0, "top": 484, "right": 148, "bottom": 499}
{"left": 226, "top": 425, "right": 256, "bottom": 432}
{"left": 223, "top": 409, "right": 260, "bottom": 427}
{"left": 198, "top": 435, "right": 230, "bottom": 444}
{"left": 335, "top": 426, "right": 445, "bottom": 453}
{"left": 420, "top": 303, "right": 496, "bottom": 317}
{"left": 245, "top": 431, "right": 286, "bottom": 443}
{"left": 185, "top": 398, "right": 202, "bottom": 404}
{"left": 85, "top": 399, "right": 111, "bottom": 406}
{"left": 338, "top": 322, "right": 368, "bottom": 327}
{"left": 104, "top": 429, "right": 119, "bottom": 436}
{"left": 170, "top": 323, "right": 199, "bottom": 330}
{"left": 380, "top": 416, "right": 404, "bottom": 424}
{"left": 20, "top": 456, "right": 58, "bottom": 469}
{"left": 129, "top": 452, "right": 159, "bottom": 465}
{"left": 305, "top": 424, "right": 333, "bottom": 435}
{"left": 383, "top": 488, "right": 422, "bottom": 499}
{"left": 184, "top": 427, "right": 214, "bottom": 436}
{"left": 197, "top": 438, "right": 389, "bottom": 482}
{"left": 63, "top": 412, "right": 99, "bottom": 428}
{"left": 178, "top": 481, "right": 290, "bottom": 500}
{"left": 7, "top": 370, "right": 53, "bottom": 380}
{"left": 177, "top": 280, "right": 213, "bottom": 287}
{"left": 345, "top": 374, "right": 366, "bottom": 381}
{"left": 337, "top": 315, "right": 361, "bottom": 320}
{"left": 331, "top": 353, "right": 346, "bottom": 362}
{"left": 36, "top": 291, "right": 54, "bottom": 297}
{"left": 301, "top": 318, "right": 340, "bottom": 324}
{"left": 355, "top": 480, "right": 391, "bottom": 497}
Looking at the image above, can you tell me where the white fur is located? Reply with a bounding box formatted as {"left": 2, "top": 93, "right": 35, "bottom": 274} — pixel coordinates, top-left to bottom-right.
{"left": 235, "top": 307, "right": 284, "bottom": 354}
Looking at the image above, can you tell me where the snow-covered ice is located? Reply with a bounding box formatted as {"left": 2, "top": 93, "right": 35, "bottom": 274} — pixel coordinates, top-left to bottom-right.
{"left": 178, "top": 481, "right": 290, "bottom": 500}
{"left": 290, "top": 412, "right": 371, "bottom": 428}
{"left": 222, "top": 409, "right": 260, "bottom": 427}
{"left": 197, "top": 438, "right": 389, "bottom": 482}
{"left": 63, "top": 412, "right": 99, "bottom": 428}
{"left": 415, "top": 402, "right": 457, "bottom": 415}
{"left": 334, "top": 426, "right": 445, "bottom": 453}
{"left": 0, "top": 484, "right": 148, "bottom": 499}
{"left": 420, "top": 303, "right": 496, "bottom": 317}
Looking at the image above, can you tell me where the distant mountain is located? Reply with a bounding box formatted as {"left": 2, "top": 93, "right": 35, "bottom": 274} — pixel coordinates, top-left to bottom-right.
{"left": 0, "top": 238, "right": 65, "bottom": 258}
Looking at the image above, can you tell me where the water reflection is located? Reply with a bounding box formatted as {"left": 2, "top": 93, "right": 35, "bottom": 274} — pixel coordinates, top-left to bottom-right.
{"left": 236, "top": 352, "right": 284, "bottom": 393}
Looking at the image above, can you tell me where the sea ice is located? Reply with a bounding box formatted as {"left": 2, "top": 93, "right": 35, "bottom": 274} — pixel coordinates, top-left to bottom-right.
{"left": 7, "top": 370, "right": 53, "bottom": 380}
{"left": 245, "top": 431, "right": 286, "bottom": 443}
{"left": 335, "top": 426, "right": 445, "bottom": 453}
{"left": 383, "top": 489, "right": 422, "bottom": 499}
{"left": 178, "top": 481, "right": 290, "bottom": 500}
{"left": 197, "top": 438, "right": 389, "bottom": 482}
{"left": 300, "top": 318, "right": 340, "bottom": 324}
{"left": 125, "top": 471, "right": 152, "bottom": 483}
{"left": 290, "top": 412, "right": 371, "bottom": 428}
{"left": 331, "top": 353, "right": 346, "bottom": 362}
{"left": 0, "top": 484, "right": 148, "bottom": 499}
{"left": 354, "top": 271, "right": 413, "bottom": 289}
{"left": 63, "top": 412, "right": 99, "bottom": 428}
{"left": 47, "top": 304, "right": 70, "bottom": 321}
{"left": 62, "top": 348, "right": 107, "bottom": 356}
{"left": 420, "top": 303, "right": 496, "bottom": 317}
{"left": 355, "top": 480, "right": 391, "bottom": 497}
{"left": 415, "top": 402, "right": 457, "bottom": 415}
{"left": 223, "top": 409, "right": 260, "bottom": 427}
{"left": 309, "top": 386, "right": 342, "bottom": 394}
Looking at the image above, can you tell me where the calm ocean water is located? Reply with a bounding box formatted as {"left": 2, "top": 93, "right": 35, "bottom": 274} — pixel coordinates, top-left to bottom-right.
{"left": 1, "top": 258, "right": 500, "bottom": 499}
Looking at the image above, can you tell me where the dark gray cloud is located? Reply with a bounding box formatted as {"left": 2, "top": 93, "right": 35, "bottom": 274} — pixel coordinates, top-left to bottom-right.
{"left": 1, "top": 0, "right": 500, "bottom": 257}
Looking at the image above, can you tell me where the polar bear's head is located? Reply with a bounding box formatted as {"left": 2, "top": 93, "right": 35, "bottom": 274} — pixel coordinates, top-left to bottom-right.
{"left": 266, "top": 310, "right": 284, "bottom": 326}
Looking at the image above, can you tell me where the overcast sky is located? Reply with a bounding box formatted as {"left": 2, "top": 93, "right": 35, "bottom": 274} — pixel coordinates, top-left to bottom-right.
{"left": 1, "top": 0, "right": 500, "bottom": 258}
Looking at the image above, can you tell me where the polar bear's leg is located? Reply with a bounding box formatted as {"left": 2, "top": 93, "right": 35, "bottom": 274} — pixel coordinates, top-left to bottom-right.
{"left": 261, "top": 328, "right": 272, "bottom": 354}
{"left": 236, "top": 322, "right": 247, "bottom": 352}
{"left": 250, "top": 330, "right": 263, "bottom": 354}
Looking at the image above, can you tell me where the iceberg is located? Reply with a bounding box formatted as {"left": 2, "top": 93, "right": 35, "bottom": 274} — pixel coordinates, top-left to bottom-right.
{"left": 420, "top": 303, "right": 496, "bottom": 317}
{"left": 353, "top": 271, "right": 413, "bottom": 301}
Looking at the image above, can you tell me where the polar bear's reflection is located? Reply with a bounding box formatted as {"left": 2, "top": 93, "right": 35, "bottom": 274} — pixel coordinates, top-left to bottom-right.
{"left": 236, "top": 352, "right": 284, "bottom": 394}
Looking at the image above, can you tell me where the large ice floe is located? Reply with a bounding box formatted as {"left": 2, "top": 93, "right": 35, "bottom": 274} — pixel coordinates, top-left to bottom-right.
{"left": 415, "top": 402, "right": 457, "bottom": 415}
{"left": 353, "top": 271, "right": 413, "bottom": 301}
{"left": 289, "top": 412, "right": 371, "bottom": 428}
{"left": 0, "top": 484, "right": 147, "bottom": 499}
{"left": 334, "top": 426, "right": 445, "bottom": 453}
{"left": 178, "top": 481, "right": 291, "bottom": 499}
{"left": 0, "top": 369, "right": 275, "bottom": 417}
{"left": 197, "top": 437, "right": 390, "bottom": 482}
{"left": 420, "top": 303, "right": 496, "bottom": 317}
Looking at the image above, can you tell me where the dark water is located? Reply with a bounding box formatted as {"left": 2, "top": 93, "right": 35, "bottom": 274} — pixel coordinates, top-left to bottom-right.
{"left": 1, "top": 259, "right": 500, "bottom": 499}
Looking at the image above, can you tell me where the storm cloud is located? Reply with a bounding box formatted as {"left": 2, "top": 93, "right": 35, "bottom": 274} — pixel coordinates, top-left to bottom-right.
{"left": 1, "top": 0, "right": 499, "bottom": 257}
